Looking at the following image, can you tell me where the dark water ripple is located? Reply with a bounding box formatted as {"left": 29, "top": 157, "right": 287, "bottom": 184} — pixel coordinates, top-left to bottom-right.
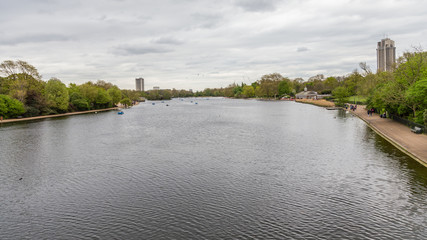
{"left": 1, "top": 98, "right": 427, "bottom": 239}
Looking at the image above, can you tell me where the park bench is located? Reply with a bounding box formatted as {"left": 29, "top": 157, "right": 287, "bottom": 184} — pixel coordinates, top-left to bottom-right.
{"left": 411, "top": 126, "right": 422, "bottom": 134}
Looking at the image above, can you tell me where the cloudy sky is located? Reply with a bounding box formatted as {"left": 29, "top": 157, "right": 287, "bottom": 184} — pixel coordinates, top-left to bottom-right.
{"left": 1, "top": 0, "right": 426, "bottom": 90}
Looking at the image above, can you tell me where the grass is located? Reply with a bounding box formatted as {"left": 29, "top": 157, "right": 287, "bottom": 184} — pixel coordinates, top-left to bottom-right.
{"left": 345, "top": 95, "right": 367, "bottom": 104}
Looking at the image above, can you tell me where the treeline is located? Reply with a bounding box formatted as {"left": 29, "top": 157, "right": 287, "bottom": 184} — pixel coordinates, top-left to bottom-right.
{"left": 194, "top": 50, "right": 427, "bottom": 125}
{"left": 2, "top": 49, "right": 426, "bottom": 125}
{"left": 0, "top": 60, "right": 142, "bottom": 119}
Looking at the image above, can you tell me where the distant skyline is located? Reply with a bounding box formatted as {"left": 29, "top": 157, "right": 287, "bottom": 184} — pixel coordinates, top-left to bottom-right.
{"left": 1, "top": 0, "right": 427, "bottom": 91}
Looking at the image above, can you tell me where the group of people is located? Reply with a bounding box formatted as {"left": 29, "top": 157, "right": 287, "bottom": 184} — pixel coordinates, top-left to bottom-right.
{"left": 345, "top": 104, "right": 357, "bottom": 111}
{"left": 367, "top": 108, "right": 375, "bottom": 116}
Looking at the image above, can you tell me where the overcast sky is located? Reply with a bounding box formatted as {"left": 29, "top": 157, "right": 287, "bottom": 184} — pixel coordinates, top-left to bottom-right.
{"left": 1, "top": 0, "right": 426, "bottom": 90}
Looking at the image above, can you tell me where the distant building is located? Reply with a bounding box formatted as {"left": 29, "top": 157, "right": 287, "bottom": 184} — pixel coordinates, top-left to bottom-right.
{"left": 295, "top": 87, "right": 318, "bottom": 99}
{"left": 377, "top": 38, "right": 396, "bottom": 72}
{"left": 135, "top": 78, "right": 144, "bottom": 91}
{"left": 153, "top": 86, "right": 160, "bottom": 90}
{"left": 295, "top": 87, "right": 330, "bottom": 100}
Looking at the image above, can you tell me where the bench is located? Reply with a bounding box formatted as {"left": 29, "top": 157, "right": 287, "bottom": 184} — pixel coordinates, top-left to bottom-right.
{"left": 411, "top": 127, "right": 423, "bottom": 134}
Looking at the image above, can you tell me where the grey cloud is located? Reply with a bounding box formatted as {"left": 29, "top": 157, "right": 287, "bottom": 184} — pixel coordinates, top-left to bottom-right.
{"left": 114, "top": 45, "right": 173, "bottom": 56}
{"left": 0, "top": 34, "right": 72, "bottom": 45}
{"left": 234, "top": 0, "right": 280, "bottom": 12}
{"left": 153, "top": 37, "right": 184, "bottom": 45}
{"left": 191, "top": 13, "right": 223, "bottom": 29}
{"left": 1, "top": 0, "right": 427, "bottom": 90}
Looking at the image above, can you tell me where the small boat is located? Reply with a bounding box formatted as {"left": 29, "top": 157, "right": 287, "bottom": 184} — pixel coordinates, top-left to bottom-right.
{"left": 118, "top": 111, "right": 124, "bottom": 115}
{"left": 152, "top": 103, "right": 155, "bottom": 105}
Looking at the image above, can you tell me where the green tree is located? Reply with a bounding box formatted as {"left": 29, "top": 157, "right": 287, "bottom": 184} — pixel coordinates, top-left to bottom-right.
{"left": 45, "top": 78, "right": 69, "bottom": 112}
{"left": 405, "top": 78, "right": 427, "bottom": 123}
{"left": 69, "top": 92, "right": 89, "bottom": 111}
{"left": 256, "top": 73, "right": 282, "bottom": 98}
{"left": 95, "top": 88, "right": 113, "bottom": 108}
{"left": 278, "top": 79, "right": 291, "bottom": 96}
{"left": 0, "top": 60, "right": 43, "bottom": 104}
{"left": 332, "top": 86, "right": 350, "bottom": 107}
{"left": 324, "top": 77, "right": 338, "bottom": 91}
{"left": 0, "top": 94, "right": 25, "bottom": 119}
{"left": 107, "top": 86, "right": 122, "bottom": 105}
{"left": 242, "top": 85, "right": 255, "bottom": 98}
{"left": 344, "top": 71, "right": 363, "bottom": 96}
{"left": 120, "top": 98, "right": 132, "bottom": 108}
{"left": 79, "top": 82, "right": 99, "bottom": 108}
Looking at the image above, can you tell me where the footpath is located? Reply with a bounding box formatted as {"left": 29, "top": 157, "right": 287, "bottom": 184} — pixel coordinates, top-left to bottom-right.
{"left": 0, "top": 107, "right": 119, "bottom": 124}
{"left": 351, "top": 106, "right": 427, "bottom": 167}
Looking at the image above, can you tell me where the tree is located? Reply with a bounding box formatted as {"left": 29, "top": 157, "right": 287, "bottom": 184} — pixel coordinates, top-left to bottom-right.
{"left": 95, "top": 80, "right": 114, "bottom": 90}
{"left": 256, "top": 73, "right": 282, "bottom": 98}
{"left": 405, "top": 78, "right": 427, "bottom": 123}
{"left": 324, "top": 77, "right": 338, "bottom": 91}
{"left": 0, "top": 94, "right": 25, "bottom": 119}
{"left": 69, "top": 92, "right": 89, "bottom": 111}
{"left": 0, "top": 60, "right": 42, "bottom": 80}
{"left": 278, "top": 79, "right": 291, "bottom": 96}
{"left": 332, "top": 86, "right": 350, "bottom": 106}
{"left": 45, "top": 78, "right": 69, "bottom": 112}
{"left": 344, "top": 71, "right": 363, "bottom": 96}
{"left": 359, "top": 62, "right": 372, "bottom": 76}
{"left": 79, "top": 82, "right": 99, "bottom": 108}
{"left": 107, "top": 86, "right": 122, "bottom": 105}
{"left": 242, "top": 85, "right": 255, "bottom": 98}
{"left": 95, "top": 88, "right": 113, "bottom": 108}
{"left": 120, "top": 98, "right": 132, "bottom": 108}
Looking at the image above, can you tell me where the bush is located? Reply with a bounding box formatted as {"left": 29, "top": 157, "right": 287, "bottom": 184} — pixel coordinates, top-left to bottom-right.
{"left": 23, "top": 106, "right": 40, "bottom": 117}
{"left": 72, "top": 98, "right": 90, "bottom": 111}
{"left": 0, "top": 94, "right": 25, "bottom": 119}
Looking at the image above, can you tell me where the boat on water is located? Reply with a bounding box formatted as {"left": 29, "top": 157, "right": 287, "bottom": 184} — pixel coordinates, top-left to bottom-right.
{"left": 118, "top": 111, "right": 124, "bottom": 115}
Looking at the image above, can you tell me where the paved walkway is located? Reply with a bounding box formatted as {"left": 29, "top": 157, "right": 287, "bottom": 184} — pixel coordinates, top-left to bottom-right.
{"left": 350, "top": 106, "right": 427, "bottom": 167}
{"left": 0, "top": 107, "right": 119, "bottom": 124}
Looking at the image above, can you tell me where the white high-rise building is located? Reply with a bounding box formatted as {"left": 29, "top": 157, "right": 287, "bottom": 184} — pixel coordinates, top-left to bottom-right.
{"left": 135, "top": 78, "right": 144, "bottom": 91}
{"left": 377, "top": 38, "right": 396, "bottom": 72}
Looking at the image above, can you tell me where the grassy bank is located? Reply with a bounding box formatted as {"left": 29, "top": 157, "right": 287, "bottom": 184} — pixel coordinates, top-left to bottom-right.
{"left": 345, "top": 95, "right": 367, "bottom": 104}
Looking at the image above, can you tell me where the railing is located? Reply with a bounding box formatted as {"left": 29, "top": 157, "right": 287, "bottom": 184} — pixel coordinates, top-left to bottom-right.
{"left": 390, "top": 114, "right": 426, "bottom": 134}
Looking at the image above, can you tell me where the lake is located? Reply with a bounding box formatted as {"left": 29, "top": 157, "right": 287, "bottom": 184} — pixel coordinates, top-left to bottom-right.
{"left": 1, "top": 98, "right": 426, "bottom": 239}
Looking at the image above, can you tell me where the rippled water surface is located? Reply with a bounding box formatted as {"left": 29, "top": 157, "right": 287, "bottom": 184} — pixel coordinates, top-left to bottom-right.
{"left": 1, "top": 98, "right": 426, "bottom": 239}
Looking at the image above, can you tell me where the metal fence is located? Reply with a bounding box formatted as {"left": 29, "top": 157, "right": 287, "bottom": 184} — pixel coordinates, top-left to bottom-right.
{"left": 390, "top": 114, "right": 426, "bottom": 134}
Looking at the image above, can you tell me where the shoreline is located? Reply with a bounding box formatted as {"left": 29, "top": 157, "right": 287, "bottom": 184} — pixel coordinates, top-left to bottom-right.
{"left": 294, "top": 100, "right": 427, "bottom": 167}
{"left": 295, "top": 99, "right": 335, "bottom": 107}
{"left": 349, "top": 106, "right": 427, "bottom": 167}
{"left": 0, "top": 107, "right": 119, "bottom": 124}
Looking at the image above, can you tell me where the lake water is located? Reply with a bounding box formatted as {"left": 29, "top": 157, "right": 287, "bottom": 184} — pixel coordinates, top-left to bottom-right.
{"left": 1, "top": 98, "right": 426, "bottom": 239}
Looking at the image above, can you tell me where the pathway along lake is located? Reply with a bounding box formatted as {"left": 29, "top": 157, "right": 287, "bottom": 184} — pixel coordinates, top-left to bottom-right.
{"left": 1, "top": 98, "right": 426, "bottom": 239}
